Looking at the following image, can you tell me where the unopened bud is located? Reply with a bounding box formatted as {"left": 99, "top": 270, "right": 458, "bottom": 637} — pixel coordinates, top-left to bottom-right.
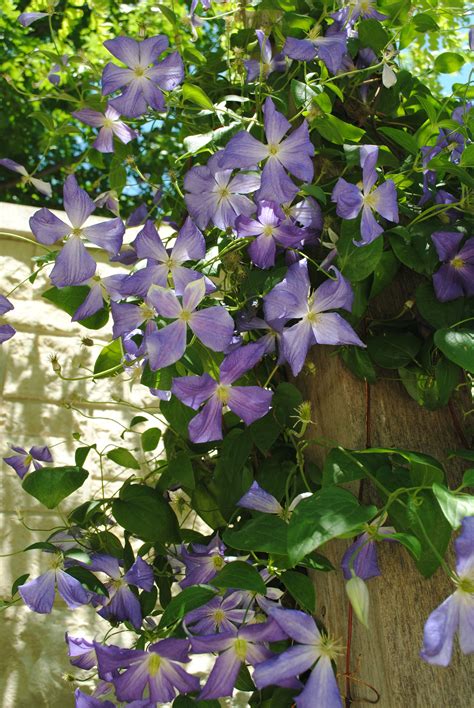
{"left": 49, "top": 354, "right": 61, "bottom": 374}
{"left": 346, "top": 576, "right": 370, "bottom": 628}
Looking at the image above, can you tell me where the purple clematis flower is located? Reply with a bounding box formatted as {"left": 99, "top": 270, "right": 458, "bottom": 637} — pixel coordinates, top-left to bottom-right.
{"left": 3, "top": 443, "right": 52, "bottom": 479}
{"left": 432, "top": 231, "right": 474, "bottom": 302}
{"left": 283, "top": 31, "right": 348, "bottom": 75}
{"left": 220, "top": 97, "right": 314, "bottom": 204}
{"left": 184, "top": 151, "right": 260, "bottom": 230}
{"left": 341, "top": 526, "right": 395, "bottom": 580}
{"left": 70, "top": 273, "right": 128, "bottom": 322}
{"left": 235, "top": 200, "right": 306, "bottom": 269}
{"left": 73, "top": 104, "right": 138, "bottom": 153}
{"left": 74, "top": 690, "right": 115, "bottom": 708}
{"left": 95, "top": 638, "right": 200, "bottom": 703}
{"left": 102, "top": 35, "right": 184, "bottom": 118}
{"left": 18, "top": 555, "right": 90, "bottom": 614}
{"left": 0, "top": 158, "right": 52, "bottom": 197}
{"left": 66, "top": 634, "right": 97, "bottom": 670}
{"left": 191, "top": 620, "right": 289, "bottom": 700}
{"left": 264, "top": 260, "right": 364, "bottom": 376}
{"left": 253, "top": 607, "right": 343, "bottom": 708}
{"left": 180, "top": 535, "right": 227, "bottom": 588}
{"left": 18, "top": 12, "right": 49, "bottom": 27}
{"left": 331, "top": 0, "right": 387, "bottom": 26}
{"left": 88, "top": 554, "right": 154, "bottom": 630}
{"left": 47, "top": 54, "right": 69, "bottom": 85}
{"left": 245, "top": 30, "right": 286, "bottom": 82}
{"left": 124, "top": 218, "right": 210, "bottom": 297}
{"left": 332, "top": 145, "right": 399, "bottom": 246}
{"left": 420, "top": 516, "right": 474, "bottom": 666}
{"left": 172, "top": 342, "right": 272, "bottom": 443}
{"left": 185, "top": 591, "right": 252, "bottom": 634}
{"left": 0, "top": 294, "right": 16, "bottom": 344}
{"left": 146, "top": 278, "right": 234, "bottom": 370}
{"left": 238, "top": 481, "right": 284, "bottom": 516}
{"left": 30, "top": 175, "right": 124, "bottom": 287}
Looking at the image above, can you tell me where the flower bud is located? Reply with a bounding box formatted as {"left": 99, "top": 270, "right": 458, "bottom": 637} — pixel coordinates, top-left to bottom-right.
{"left": 346, "top": 576, "right": 370, "bottom": 628}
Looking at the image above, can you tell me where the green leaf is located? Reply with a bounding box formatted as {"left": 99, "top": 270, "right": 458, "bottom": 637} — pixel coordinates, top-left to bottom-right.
{"left": 367, "top": 332, "right": 421, "bottom": 369}
{"left": 389, "top": 533, "right": 421, "bottom": 559}
{"left": 65, "top": 566, "right": 109, "bottom": 596}
{"left": 158, "top": 452, "right": 195, "bottom": 491}
{"left": 156, "top": 3, "right": 177, "bottom": 24}
{"left": 434, "top": 328, "right": 474, "bottom": 373}
{"left": 272, "top": 382, "right": 303, "bottom": 427}
{"left": 191, "top": 484, "right": 227, "bottom": 529}
{"left": 389, "top": 227, "right": 438, "bottom": 276}
{"left": 370, "top": 250, "right": 400, "bottom": 298}
{"left": 223, "top": 515, "right": 288, "bottom": 555}
{"left": 291, "top": 79, "right": 316, "bottom": 109}
{"left": 141, "top": 428, "right": 161, "bottom": 452}
{"left": 75, "top": 446, "right": 92, "bottom": 467}
{"left": 213, "top": 429, "right": 254, "bottom": 517}
{"left": 161, "top": 397, "right": 195, "bottom": 438}
{"left": 93, "top": 339, "right": 123, "bottom": 378}
{"left": 360, "top": 447, "right": 444, "bottom": 485}
{"left": 312, "top": 114, "right": 365, "bottom": 144}
{"left": 11, "top": 574, "right": 29, "bottom": 597}
{"left": 411, "top": 13, "right": 439, "bottom": 32}
{"left": 183, "top": 123, "right": 238, "bottom": 154}
{"left": 249, "top": 412, "right": 281, "bottom": 454}
{"left": 337, "top": 229, "right": 383, "bottom": 282}
{"left": 106, "top": 447, "right": 141, "bottom": 470}
{"left": 341, "top": 347, "right": 377, "bottom": 383}
{"left": 322, "top": 448, "right": 367, "bottom": 485}
{"left": 432, "top": 483, "right": 474, "bottom": 529}
{"left": 42, "top": 286, "right": 108, "bottom": 330}
{"left": 287, "top": 488, "right": 376, "bottom": 564}
{"left": 416, "top": 283, "right": 465, "bottom": 329}
{"left": 281, "top": 570, "right": 315, "bottom": 612}
{"left": 378, "top": 127, "right": 418, "bottom": 155}
{"left": 434, "top": 52, "right": 465, "bottom": 74}
{"left": 182, "top": 83, "right": 214, "bottom": 111}
{"left": 158, "top": 586, "right": 216, "bottom": 628}
{"left": 358, "top": 19, "right": 389, "bottom": 52}
{"left": 22, "top": 466, "right": 88, "bottom": 509}
{"left": 213, "top": 561, "right": 266, "bottom": 594}
{"left": 399, "top": 358, "right": 459, "bottom": 410}
{"left": 112, "top": 485, "right": 180, "bottom": 543}
{"left": 235, "top": 664, "right": 255, "bottom": 692}
{"left": 462, "top": 469, "right": 474, "bottom": 487}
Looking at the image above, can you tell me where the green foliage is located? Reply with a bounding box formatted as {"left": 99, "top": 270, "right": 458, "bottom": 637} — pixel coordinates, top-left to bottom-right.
{"left": 22, "top": 466, "right": 88, "bottom": 508}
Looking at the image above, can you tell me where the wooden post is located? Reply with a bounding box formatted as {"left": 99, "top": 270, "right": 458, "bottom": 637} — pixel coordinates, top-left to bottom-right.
{"left": 296, "top": 342, "right": 472, "bottom": 707}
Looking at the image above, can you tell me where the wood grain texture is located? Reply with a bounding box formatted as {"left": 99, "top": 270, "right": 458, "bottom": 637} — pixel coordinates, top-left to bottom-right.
{"left": 296, "top": 344, "right": 473, "bottom": 708}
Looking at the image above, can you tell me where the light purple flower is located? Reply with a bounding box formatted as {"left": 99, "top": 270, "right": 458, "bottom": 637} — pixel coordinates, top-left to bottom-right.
{"left": 253, "top": 607, "right": 343, "bottom": 708}
{"left": 95, "top": 639, "right": 199, "bottom": 703}
{"left": 235, "top": 200, "right": 305, "bottom": 269}
{"left": 124, "top": 218, "right": 209, "bottom": 297}
{"left": 180, "top": 535, "right": 227, "bottom": 588}
{"left": 0, "top": 158, "right": 52, "bottom": 197}
{"left": 238, "top": 481, "right": 284, "bottom": 516}
{"left": 66, "top": 634, "right": 97, "bottom": 670}
{"left": 18, "top": 557, "right": 89, "bottom": 614}
{"left": 184, "top": 151, "right": 260, "bottom": 230}
{"left": 264, "top": 260, "right": 364, "bottom": 376}
{"left": 341, "top": 526, "right": 395, "bottom": 580}
{"left": 283, "top": 32, "right": 348, "bottom": 75}
{"left": 3, "top": 444, "right": 53, "bottom": 479}
{"left": 220, "top": 97, "right": 314, "bottom": 203}
{"left": 331, "top": 0, "right": 387, "bottom": 26}
{"left": 88, "top": 554, "right": 154, "bottom": 629}
{"left": 0, "top": 294, "right": 15, "bottom": 345}
{"left": 71, "top": 274, "right": 128, "bottom": 322}
{"left": 146, "top": 278, "right": 234, "bottom": 370}
{"left": 420, "top": 516, "right": 474, "bottom": 666}
{"left": 185, "top": 592, "right": 252, "bottom": 634}
{"left": 432, "top": 231, "right": 474, "bottom": 302}
{"left": 172, "top": 342, "right": 272, "bottom": 443}
{"left": 74, "top": 690, "right": 115, "bottom": 708}
{"left": 73, "top": 104, "right": 138, "bottom": 153}
{"left": 102, "top": 35, "right": 184, "bottom": 118}
{"left": 332, "top": 145, "right": 399, "bottom": 246}
{"left": 245, "top": 30, "right": 286, "bottom": 82}
{"left": 30, "top": 175, "right": 124, "bottom": 287}
{"left": 18, "top": 12, "right": 49, "bottom": 27}
{"left": 191, "top": 621, "right": 288, "bottom": 700}
{"left": 48, "top": 54, "right": 69, "bottom": 85}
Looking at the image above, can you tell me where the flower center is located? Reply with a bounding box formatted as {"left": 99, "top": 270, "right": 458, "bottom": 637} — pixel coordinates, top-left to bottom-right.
{"left": 180, "top": 309, "right": 192, "bottom": 322}
{"left": 234, "top": 638, "right": 248, "bottom": 660}
{"left": 71, "top": 227, "right": 83, "bottom": 237}
{"left": 218, "top": 186, "right": 231, "bottom": 199}
{"left": 134, "top": 66, "right": 146, "bottom": 77}
{"left": 212, "top": 554, "right": 225, "bottom": 570}
{"left": 166, "top": 257, "right": 175, "bottom": 269}
{"left": 363, "top": 191, "right": 378, "bottom": 209}
{"left": 148, "top": 653, "right": 162, "bottom": 676}
{"left": 306, "top": 310, "right": 321, "bottom": 325}
{"left": 457, "top": 576, "right": 474, "bottom": 594}
{"left": 450, "top": 256, "right": 465, "bottom": 269}
{"left": 317, "top": 634, "right": 344, "bottom": 661}
{"left": 262, "top": 224, "right": 274, "bottom": 237}
{"left": 213, "top": 609, "right": 225, "bottom": 625}
{"left": 103, "top": 117, "right": 115, "bottom": 128}
{"left": 24, "top": 453, "right": 33, "bottom": 466}
{"left": 215, "top": 384, "right": 230, "bottom": 404}
{"left": 268, "top": 143, "right": 279, "bottom": 156}
{"left": 139, "top": 303, "right": 156, "bottom": 320}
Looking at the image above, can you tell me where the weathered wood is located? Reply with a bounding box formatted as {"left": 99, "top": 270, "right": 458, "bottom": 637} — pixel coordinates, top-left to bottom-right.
{"left": 297, "top": 343, "right": 473, "bottom": 708}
